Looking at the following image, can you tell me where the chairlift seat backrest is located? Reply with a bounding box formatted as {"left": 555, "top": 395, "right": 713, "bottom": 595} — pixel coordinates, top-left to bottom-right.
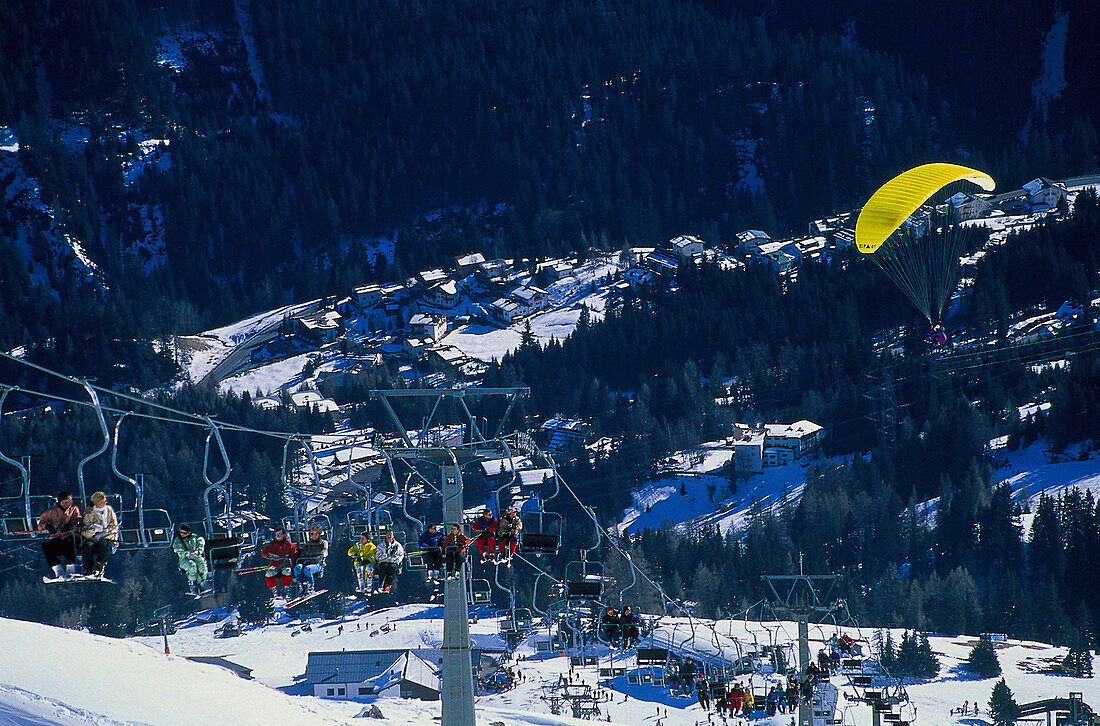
{"left": 518, "top": 531, "right": 560, "bottom": 554}
{"left": 469, "top": 578, "right": 491, "bottom": 604}
{"left": 1, "top": 516, "right": 34, "bottom": 537}
{"left": 404, "top": 544, "right": 427, "bottom": 569}
{"left": 636, "top": 647, "right": 669, "bottom": 665}
{"left": 205, "top": 535, "right": 242, "bottom": 568}
{"left": 566, "top": 580, "right": 602, "bottom": 600}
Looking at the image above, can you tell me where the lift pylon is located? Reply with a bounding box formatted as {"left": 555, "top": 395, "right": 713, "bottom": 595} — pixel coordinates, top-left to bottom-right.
{"left": 369, "top": 387, "right": 529, "bottom": 726}
{"left": 762, "top": 564, "right": 841, "bottom": 726}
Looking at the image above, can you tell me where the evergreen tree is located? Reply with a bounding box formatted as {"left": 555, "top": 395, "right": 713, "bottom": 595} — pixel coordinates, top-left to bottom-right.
{"left": 988, "top": 678, "right": 1019, "bottom": 726}
{"left": 966, "top": 634, "right": 1001, "bottom": 678}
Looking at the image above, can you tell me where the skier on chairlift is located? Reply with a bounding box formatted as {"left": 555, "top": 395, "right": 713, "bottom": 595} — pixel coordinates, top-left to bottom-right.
{"left": 171, "top": 524, "right": 209, "bottom": 596}
{"left": 39, "top": 491, "right": 81, "bottom": 581}
{"left": 441, "top": 523, "right": 471, "bottom": 579}
{"left": 418, "top": 523, "right": 444, "bottom": 583}
{"left": 261, "top": 526, "right": 297, "bottom": 599}
{"left": 81, "top": 491, "right": 118, "bottom": 579}
{"left": 471, "top": 507, "right": 498, "bottom": 563}
{"left": 375, "top": 528, "right": 405, "bottom": 593}
{"left": 294, "top": 526, "right": 328, "bottom": 596}
{"left": 348, "top": 532, "right": 377, "bottom": 593}
{"left": 495, "top": 507, "right": 523, "bottom": 565}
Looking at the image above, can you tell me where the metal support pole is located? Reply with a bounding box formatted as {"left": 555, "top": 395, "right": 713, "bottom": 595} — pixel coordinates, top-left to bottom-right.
{"left": 799, "top": 618, "right": 812, "bottom": 726}
{"left": 440, "top": 461, "right": 475, "bottom": 726}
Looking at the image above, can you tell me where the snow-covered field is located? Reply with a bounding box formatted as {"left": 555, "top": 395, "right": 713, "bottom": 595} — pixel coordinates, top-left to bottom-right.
{"left": 1, "top": 604, "right": 1096, "bottom": 726}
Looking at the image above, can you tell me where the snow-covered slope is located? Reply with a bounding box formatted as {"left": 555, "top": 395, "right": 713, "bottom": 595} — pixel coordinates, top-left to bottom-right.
{"left": 2, "top": 605, "right": 1097, "bottom": 726}
{"left": 617, "top": 440, "right": 810, "bottom": 535}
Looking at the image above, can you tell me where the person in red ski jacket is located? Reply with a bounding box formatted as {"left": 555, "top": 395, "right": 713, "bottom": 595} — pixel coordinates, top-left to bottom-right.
{"left": 470, "top": 508, "right": 498, "bottom": 562}
{"left": 261, "top": 527, "right": 297, "bottom": 597}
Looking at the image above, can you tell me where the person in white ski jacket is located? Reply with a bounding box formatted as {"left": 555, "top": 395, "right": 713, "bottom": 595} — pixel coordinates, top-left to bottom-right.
{"left": 375, "top": 529, "right": 405, "bottom": 593}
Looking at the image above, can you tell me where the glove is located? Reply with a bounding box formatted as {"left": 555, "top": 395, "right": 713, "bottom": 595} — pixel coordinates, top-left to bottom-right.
{"left": 187, "top": 552, "right": 199, "bottom": 560}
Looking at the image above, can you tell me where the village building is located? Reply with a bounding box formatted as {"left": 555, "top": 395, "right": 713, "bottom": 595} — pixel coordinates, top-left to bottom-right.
{"left": 755, "top": 239, "right": 801, "bottom": 275}
{"left": 416, "top": 269, "right": 449, "bottom": 288}
{"left": 295, "top": 309, "right": 343, "bottom": 345}
{"left": 352, "top": 284, "right": 382, "bottom": 309}
{"left": 289, "top": 390, "right": 341, "bottom": 414}
{"left": 305, "top": 648, "right": 486, "bottom": 701}
{"left": 833, "top": 228, "right": 855, "bottom": 249}
{"left": 489, "top": 298, "right": 523, "bottom": 326}
{"left": 644, "top": 249, "right": 680, "bottom": 278}
{"left": 538, "top": 416, "right": 590, "bottom": 455}
{"left": 316, "top": 357, "right": 383, "bottom": 394}
{"left": 792, "top": 235, "right": 827, "bottom": 261}
{"left": 401, "top": 337, "right": 431, "bottom": 358}
{"left": 808, "top": 213, "right": 854, "bottom": 240}
{"left": 423, "top": 279, "right": 459, "bottom": 308}
{"left": 510, "top": 285, "right": 550, "bottom": 314}
{"left": 669, "top": 235, "right": 705, "bottom": 261}
{"left": 454, "top": 252, "right": 486, "bottom": 276}
{"left": 727, "top": 425, "right": 766, "bottom": 475}
{"left": 537, "top": 259, "right": 574, "bottom": 282}
{"left": 428, "top": 344, "right": 466, "bottom": 369}
{"left": 476, "top": 259, "right": 511, "bottom": 287}
{"left": 762, "top": 420, "right": 823, "bottom": 466}
{"left": 735, "top": 229, "right": 771, "bottom": 252}
{"left": 946, "top": 191, "right": 995, "bottom": 221}
{"left": 409, "top": 312, "right": 448, "bottom": 341}
{"left": 622, "top": 267, "right": 663, "bottom": 293}
{"left": 1022, "top": 177, "right": 1070, "bottom": 211}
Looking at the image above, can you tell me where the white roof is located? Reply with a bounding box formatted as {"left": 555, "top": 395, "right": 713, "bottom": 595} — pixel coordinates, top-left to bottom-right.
{"left": 455, "top": 252, "right": 486, "bottom": 267}
{"left": 764, "top": 420, "right": 822, "bottom": 438}
{"left": 478, "top": 456, "right": 533, "bottom": 476}
{"left": 511, "top": 285, "right": 548, "bottom": 303}
{"left": 670, "top": 235, "right": 704, "bottom": 249}
{"left": 290, "top": 391, "right": 340, "bottom": 413}
{"left": 430, "top": 279, "right": 458, "bottom": 296}
{"left": 409, "top": 313, "right": 445, "bottom": 326}
{"left": 756, "top": 239, "right": 797, "bottom": 256}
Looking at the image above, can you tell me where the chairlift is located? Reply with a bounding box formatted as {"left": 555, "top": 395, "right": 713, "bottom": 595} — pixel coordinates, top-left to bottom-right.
{"left": 468, "top": 576, "right": 492, "bottom": 605}
{"left": 565, "top": 560, "right": 604, "bottom": 601}
{"left": 282, "top": 513, "right": 333, "bottom": 546}
{"left": 110, "top": 413, "right": 173, "bottom": 549}
{"left": 518, "top": 503, "right": 563, "bottom": 555}
{"left": 198, "top": 418, "right": 252, "bottom": 572}
{"left": 344, "top": 507, "right": 393, "bottom": 540}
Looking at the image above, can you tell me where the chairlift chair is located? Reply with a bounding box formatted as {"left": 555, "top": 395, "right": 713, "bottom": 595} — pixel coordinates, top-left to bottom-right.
{"left": 517, "top": 507, "right": 563, "bottom": 555}
{"left": 344, "top": 507, "right": 393, "bottom": 540}
{"left": 282, "top": 514, "right": 333, "bottom": 545}
{"left": 565, "top": 560, "right": 604, "bottom": 601}
{"left": 468, "top": 577, "right": 492, "bottom": 605}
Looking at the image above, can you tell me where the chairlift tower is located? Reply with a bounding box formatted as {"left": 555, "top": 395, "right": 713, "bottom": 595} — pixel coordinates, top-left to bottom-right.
{"left": 370, "top": 387, "right": 528, "bottom": 726}
{"left": 762, "top": 560, "right": 840, "bottom": 726}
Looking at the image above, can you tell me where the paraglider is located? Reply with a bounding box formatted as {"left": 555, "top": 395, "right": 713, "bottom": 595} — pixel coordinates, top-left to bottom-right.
{"left": 856, "top": 163, "right": 995, "bottom": 327}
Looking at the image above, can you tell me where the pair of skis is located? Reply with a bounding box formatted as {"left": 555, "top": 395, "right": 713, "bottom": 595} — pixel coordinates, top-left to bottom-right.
{"left": 42, "top": 573, "right": 116, "bottom": 585}
{"left": 283, "top": 588, "right": 327, "bottom": 610}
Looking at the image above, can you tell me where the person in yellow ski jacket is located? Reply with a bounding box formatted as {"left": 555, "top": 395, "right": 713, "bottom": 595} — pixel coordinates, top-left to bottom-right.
{"left": 347, "top": 533, "right": 377, "bottom": 593}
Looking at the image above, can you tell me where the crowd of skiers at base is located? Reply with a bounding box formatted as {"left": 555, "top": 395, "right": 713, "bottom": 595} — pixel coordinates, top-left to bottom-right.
{"left": 668, "top": 657, "right": 805, "bottom": 720}
{"left": 667, "top": 634, "right": 861, "bottom": 719}
{"left": 480, "top": 665, "right": 523, "bottom": 693}
{"left": 600, "top": 605, "right": 643, "bottom": 648}
{"left": 37, "top": 490, "right": 120, "bottom": 581}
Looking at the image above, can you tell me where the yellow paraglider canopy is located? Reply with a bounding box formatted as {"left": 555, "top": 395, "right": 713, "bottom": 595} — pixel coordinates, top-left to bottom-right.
{"left": 855, "top": 163, "right": 996, "bottom": 254}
